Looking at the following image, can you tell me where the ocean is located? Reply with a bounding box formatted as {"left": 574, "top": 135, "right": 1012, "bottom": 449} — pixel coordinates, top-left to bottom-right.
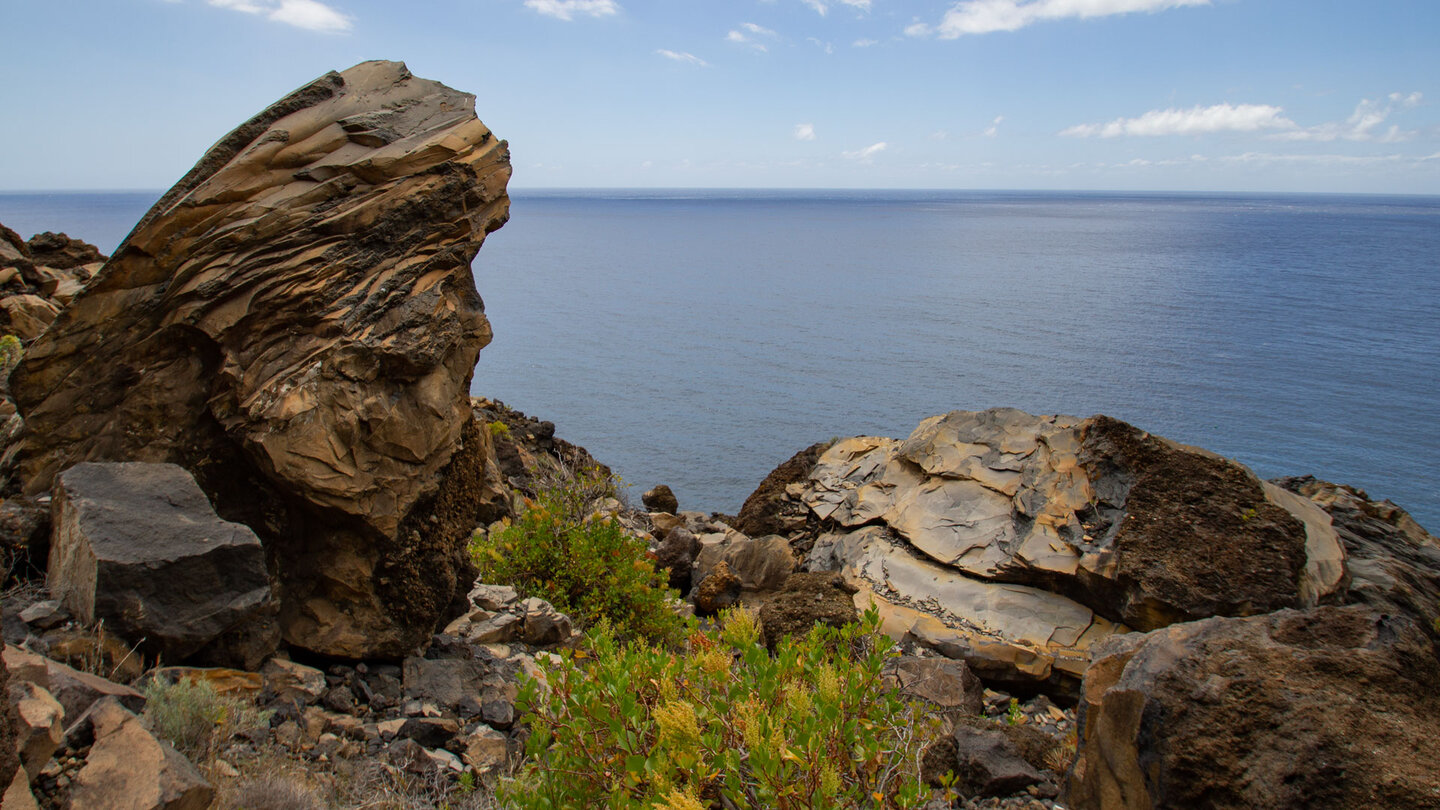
{"left": 2, "top": 189, "right": 1437, "bottom": 530}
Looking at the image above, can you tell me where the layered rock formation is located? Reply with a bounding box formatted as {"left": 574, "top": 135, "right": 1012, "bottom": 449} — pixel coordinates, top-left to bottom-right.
{"left": 762, "top": 408, "right": 1350, "bottom": 688}
{"left": 6, "top": 60, "right": 512, "bottom": 658}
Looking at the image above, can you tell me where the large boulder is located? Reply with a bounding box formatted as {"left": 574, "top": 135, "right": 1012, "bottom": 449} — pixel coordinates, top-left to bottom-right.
{"left": 48, "top": 462, "right": 275, "bottom": 666}
{"left": 1068, "top": 606, "right": 1440, "bottom": 809}
{"left": 6, "top": 61, "right": 512, "bottom": 657}
{"left": 792, "top": 409, "right": 1349, "bottom": 688}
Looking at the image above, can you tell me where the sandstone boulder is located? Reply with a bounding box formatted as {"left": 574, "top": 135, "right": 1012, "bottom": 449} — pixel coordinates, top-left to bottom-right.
{"left": 884, "top": 655, "right": 984, "bottom": 718}
{"left": 48, "top": 462, "right": 275, "bottom": 667}
{"left": 11, "top": 680, "right": 63, "bottom": 778}
{"left": 67, "top": 697, "right": 213, "bottom": 810}
{"left": 7, "top": 61, "right": 512, "bottom": 658}
{"left": 1068, "top": 606, "right": 1440, "bottom": 809}
{"left": 791, "top": 409, "right": 1349, "bottom": 687}
{"left": 732, "top": 441, "right": 828, "bottom": 537}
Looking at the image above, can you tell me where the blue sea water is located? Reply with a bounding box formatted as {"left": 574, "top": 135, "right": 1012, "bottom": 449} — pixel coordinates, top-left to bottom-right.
{"left": 2, "top": 189, "right": 1438, "bottom": 530}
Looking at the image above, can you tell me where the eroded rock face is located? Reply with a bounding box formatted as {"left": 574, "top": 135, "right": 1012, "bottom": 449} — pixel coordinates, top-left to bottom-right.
{"left": 7, "top": 61, "right": 511, "bottom": 658}
{"left": 1068, "top": 606, "right": 1440, "bottom": 810}
{"left": 786, "top": 408, "right": 1348, "bottom": 688}
{"left": 1276, "top": 475, "right": 1440, "bottom": 643}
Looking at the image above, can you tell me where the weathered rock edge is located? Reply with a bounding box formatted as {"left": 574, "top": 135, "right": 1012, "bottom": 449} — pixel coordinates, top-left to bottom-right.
{"left": 6, "top": 60, "right": 512, "bottom": 658}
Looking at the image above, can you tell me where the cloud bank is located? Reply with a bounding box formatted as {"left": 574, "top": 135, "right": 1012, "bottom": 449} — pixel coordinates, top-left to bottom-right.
{"left": 656, "top": 49, "right": 708, "bottom": 67}
{"left": 1061, "top": 103, "right": 1296, "bottom": 137}
{"left": 208, "top": 0, "right": 352, "bottom": 32}
{"left": 523, "top": 0, "right": 620, "bottom": 21}
{"left": 908, "top": 0, "right": 1209, "bottom": 38}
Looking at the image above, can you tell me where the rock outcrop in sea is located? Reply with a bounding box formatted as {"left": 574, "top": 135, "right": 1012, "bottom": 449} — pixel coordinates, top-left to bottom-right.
{"left": 5, "top": 60, "right": 512, "bottom": 660}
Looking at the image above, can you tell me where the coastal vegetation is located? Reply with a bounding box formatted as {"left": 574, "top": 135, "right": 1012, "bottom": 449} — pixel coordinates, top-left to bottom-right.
{"left": 469, "top": 466, "right": 692, "bottom": 647}
{"left": 505, "top": 606, "right": 932, "bottom": 809}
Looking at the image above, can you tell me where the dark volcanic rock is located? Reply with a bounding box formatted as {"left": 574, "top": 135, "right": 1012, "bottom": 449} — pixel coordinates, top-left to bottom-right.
{"left": 49, "top": 462, "right": 276, "bottom": 667}
{"left": 922, "top": 724, "right": 1042, "bottom": 796}
{"left": 0, "top": 606, "right": 19, "bottom": 801}
{"left": 1068, "top": 605, "right": 1440, "bottom": 810}
{"left": 733, "top": 442, "right": 828, "bottom": 537}
{"left": 758, "top": 572, "right": 857, "bottom": 650}
{"left": 5, "top": 61, "right": 512, "bottom": 658}
{"left": 1077, "top": 415, "right": 1309, "bottom": 630}
{"left": 654, "top": 527, "right": 700, "bottom": 592}
{"left": 641, "top": 484, "right": 678, "bottom": 514}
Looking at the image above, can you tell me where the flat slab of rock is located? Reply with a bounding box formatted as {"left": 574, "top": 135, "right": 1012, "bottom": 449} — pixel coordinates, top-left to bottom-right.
{"left": 48, "top": 462, "right": 274, "bottom": 664}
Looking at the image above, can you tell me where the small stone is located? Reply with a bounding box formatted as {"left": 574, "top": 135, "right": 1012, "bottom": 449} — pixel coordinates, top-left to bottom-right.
{"left": 262, "top": 659, "right": 327, "bottom": 705}
{"left": 18, "top": 600, "right": 68, "bottom": 630}
{"left": 521, "top": 598, "right": 572, "bottom": 646}
{"left": 460, "top": 725, "right": 508, "bottom": 772}
{"left": 214, "top": 759, "right": 239, "bottom": 778}
{"left": 692, "top": 561, "right": 742, "bottom": 616}
{"left": 468, "top": 613, "right": 520, "bottom": 644}
{"left": 468, "top": 584, "right": 519, "bottom": 611}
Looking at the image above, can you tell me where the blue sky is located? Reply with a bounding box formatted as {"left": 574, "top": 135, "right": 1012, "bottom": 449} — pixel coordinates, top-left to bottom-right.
{"left": 4, "top": 0, "right": 1438, "bottom": 192}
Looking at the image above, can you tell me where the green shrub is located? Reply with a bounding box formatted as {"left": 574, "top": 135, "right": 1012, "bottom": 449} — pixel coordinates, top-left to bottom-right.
{"left": 0, "top": 334, "right": 21, "bottom": 372}
{"left": 470, "top": 470, "right": 690, "bottom": 646}
{"left": 504, "top": 606, "right": 934, "bottom": 810}
{"left": 142, "top": 677, "right": 270, "bottom": 759}
{"left": 487, "top": 420, "right": 511, "bottom": 438}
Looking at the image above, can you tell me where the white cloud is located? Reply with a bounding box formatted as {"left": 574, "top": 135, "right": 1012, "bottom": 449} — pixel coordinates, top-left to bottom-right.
{"left": 853, "top": 38, "right": 880, "bottom": 47}
{"left": 801, "top": 0, "right": 828, "bottom": 15}
{"left": 1270, "top": 92, "right": 1423, "bottom": 143}
{"left": 795, "top": 123, "right": 817, "bottom": 141}
{"left": 983, "top": 115, "right": 1004, "bottom": 137}
{"left": 207, "top": 0, "right": 352, "bottom": 32}
{"left": 908, "top": 0, "right": 1209, "bottom": 38}
{"left": 843, "top": 141, "right": 887, "bottom": 161}
{"left": 656, "top": 49, "right": 709, "bottom": 67}
{"left": 523, "top": 0, "right": 619, "bottom": 21}
{"left": 1061, "top": 103, "right": 1296, "bottom": 137}
{"left": 726, "top": 26, "right": 771, "bottom": 51}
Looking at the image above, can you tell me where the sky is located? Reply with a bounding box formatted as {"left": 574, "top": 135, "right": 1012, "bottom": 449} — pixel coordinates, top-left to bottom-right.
{"left": 3, "top": 0, "right": 1439, "bottom": 193}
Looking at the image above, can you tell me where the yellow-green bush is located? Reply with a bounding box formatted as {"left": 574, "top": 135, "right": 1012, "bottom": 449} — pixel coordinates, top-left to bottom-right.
{"left": 470, "top": 471, "right": 690, "bottom": 646}
{"left": 504, "top": 607, "right": 933, "bottom": 809}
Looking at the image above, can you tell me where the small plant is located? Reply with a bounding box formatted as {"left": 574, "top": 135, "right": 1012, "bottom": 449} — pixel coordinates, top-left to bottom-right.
{"left": 142, "top": 676, "right": 270, "bottom": 759}
{"left": 0, "top": 334, "right": 21, "bottom": 372}
{"left": 487, "top": 420, "right": 511, "bottom": 438}
{"left": 229, "top": 776, "right": 321, "bottom": 810}
{"left": 470, "top": 467, "right": 689, "bottom": 646}
{"left": 504, "top": 605, "right": 935, "bottom": 809}
{"left": 1006, "top": 698, "right": 1023, "bottom": 726}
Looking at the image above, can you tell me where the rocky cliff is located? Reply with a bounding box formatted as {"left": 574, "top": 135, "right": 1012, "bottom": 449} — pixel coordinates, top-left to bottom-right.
{"left": 5, "top": 60, "right": 512, "bottom": 659}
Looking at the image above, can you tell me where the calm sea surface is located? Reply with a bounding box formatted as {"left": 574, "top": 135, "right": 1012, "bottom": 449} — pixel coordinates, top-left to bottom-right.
{"left": 2, "top": 189, "right": 1437, "bottom": 529}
